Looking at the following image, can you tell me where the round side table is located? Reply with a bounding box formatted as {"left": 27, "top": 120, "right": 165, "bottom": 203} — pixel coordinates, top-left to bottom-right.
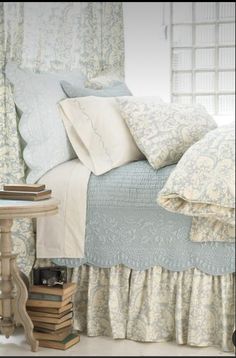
{"left": 0, "top": 198, "right": 59, "bottom": 352}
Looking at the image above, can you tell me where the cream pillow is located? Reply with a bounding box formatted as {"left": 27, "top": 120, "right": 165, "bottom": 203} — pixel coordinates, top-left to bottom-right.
{"left": 117, "top": 97, "right": 217, "bottom": 170}
{"left": 58, "top": 96, "right": 144, "bottom": 175}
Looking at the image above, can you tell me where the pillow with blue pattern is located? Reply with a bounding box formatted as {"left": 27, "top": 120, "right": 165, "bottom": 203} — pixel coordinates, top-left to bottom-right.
{"left": 61, "top": 80, "right": 132, "bottom": 98}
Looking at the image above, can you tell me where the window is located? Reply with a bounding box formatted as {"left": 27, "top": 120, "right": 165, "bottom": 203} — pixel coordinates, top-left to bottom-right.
{"left": 170, "top": 2, "right": 235, "bottom": 122}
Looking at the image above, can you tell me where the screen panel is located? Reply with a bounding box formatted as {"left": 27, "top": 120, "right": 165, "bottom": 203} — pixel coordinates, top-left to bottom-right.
{"left": 171, "top": 2, "right": 235, "bottom": 116}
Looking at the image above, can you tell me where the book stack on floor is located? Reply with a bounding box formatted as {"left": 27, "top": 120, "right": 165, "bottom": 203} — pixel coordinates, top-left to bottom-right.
{"left": 26, "top": 283, "right": 80, "bottom": 350}
{"left": 0, "top": 184, "right": 51, "bottom": 201}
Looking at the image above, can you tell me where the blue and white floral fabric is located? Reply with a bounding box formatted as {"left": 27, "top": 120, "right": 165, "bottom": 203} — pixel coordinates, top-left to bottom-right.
{"left": 158, "top": 123, "right": 235, "bottom": 242}
{"left": 0, "top": 2, "right": 124, "bottom": 275}
{"left": 117, "top": 98, "right": 217, "bottom": 170}
{"left": 70, "top": 264, "right": 235, "bottom": 352}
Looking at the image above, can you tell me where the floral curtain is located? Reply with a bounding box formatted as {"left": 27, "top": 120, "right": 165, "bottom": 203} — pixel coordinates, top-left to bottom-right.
{"left": 0, "top": 2, "right": 124, "bottom": 275}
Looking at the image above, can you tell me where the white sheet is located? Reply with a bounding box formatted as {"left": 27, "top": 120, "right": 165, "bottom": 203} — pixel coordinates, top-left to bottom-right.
{"left": 36, "top": 159, "right": 90, "bottom": 258}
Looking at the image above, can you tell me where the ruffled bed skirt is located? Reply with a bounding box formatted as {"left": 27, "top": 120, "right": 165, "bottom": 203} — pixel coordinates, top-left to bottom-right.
{"left": 70, "top": 265, "right": 235, "bottom": 352}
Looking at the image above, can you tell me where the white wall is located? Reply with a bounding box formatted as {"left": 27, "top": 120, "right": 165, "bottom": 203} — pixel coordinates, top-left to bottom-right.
{"left": 123, "top": 2, "right": 170, "bottom": 101}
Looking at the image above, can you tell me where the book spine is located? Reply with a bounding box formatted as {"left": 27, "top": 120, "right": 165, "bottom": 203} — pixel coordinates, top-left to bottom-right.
{"left": 33, "top": 319, "right": 72, "bottom": 331}
{"left": 28, "top": 293, "right": 63, "bottom": 302}
{"left": 3, "top": 184, "right": 46, "bottom": 192}
{"left": 26, "top": 296, "right": 72, "bottom": 308}
{"left": 29, "top": 312, "right": 73, "bottom": 324}
{"left": 30, "top": 283, "right": 76, "bottom": 296}
{"left": 28, "top": 292, "right": 74, "bottom": 301}
{"left": 0, "top": 195, "right": 51, "bottom": 201}
{"left": 0, "top": 189, "right": 51, "bottom": 196}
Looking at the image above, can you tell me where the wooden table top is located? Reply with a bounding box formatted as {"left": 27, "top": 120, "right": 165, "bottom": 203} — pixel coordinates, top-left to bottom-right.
{"left": 0, "top": 198, "right": 59, "bottom": 219}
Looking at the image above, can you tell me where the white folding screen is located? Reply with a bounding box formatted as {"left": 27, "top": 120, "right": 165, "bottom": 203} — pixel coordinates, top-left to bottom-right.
{"left": 170, "top": 2, "right": 235, "bottom": 117}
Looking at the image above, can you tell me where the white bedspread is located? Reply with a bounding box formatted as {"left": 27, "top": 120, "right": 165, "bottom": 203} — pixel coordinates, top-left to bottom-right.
{"left": 36, "top": 159, "right": 90, "bottom": 258}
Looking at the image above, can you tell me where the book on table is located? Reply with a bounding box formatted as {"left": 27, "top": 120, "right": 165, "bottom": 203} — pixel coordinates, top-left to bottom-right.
{"left": 38, "top": 332, "right": 80, "bottom": 350}
{"left": 3, "top": 184, "right": 46, "bottom": 192}
{"left": 0, "top": 189, "right": 51, "bottom": 201}
{"left": 33, "top": 326, "right": 73, "bottom": 341}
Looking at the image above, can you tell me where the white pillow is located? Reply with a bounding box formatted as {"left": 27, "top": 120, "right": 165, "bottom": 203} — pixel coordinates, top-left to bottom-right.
{"left": 5, "top": 62, "right": 86, "bottom": 183}
{"left": 117, "top": 97, "right": 217, "bottom": 170}
{"left": 58, "top": 96, "right": 144, "bottom": 175}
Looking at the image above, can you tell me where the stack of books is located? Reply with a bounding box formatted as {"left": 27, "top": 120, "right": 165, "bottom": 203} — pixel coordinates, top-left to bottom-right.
{"left": 0, "top": 184, "right": 51, "bottom": 201}
{"left": 26, "top": 283, "right": 80, "bottom": 350}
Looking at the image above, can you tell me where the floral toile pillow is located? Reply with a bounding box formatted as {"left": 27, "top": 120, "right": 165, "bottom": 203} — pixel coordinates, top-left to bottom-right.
{"left": 61, "top": 80, "right": 132, "bottom": 98}
{"left": 117, "top": 97, "right": 217, "bottom": 170}
{"left": 84, "top": 70, "right": 124, "bottom": 89}
{"left": 157, "top": 123, "right": 235, "bottom": 242}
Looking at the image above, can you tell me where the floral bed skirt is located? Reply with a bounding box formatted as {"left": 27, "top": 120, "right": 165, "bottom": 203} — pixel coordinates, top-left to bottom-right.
{"left": 70, "top": 264, "right": 235, "bottom": 352}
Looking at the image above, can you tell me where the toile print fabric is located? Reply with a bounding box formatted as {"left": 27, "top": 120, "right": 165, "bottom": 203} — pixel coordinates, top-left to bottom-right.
{"left": 158, "top": 123, "right": 235, "bottom": 242}
{"left": 0, "top": 3, "right": 235, "bottom": 352}
{"left": 0, "top": 2, "right": 125, "bottom": 275}
{"left": 0, "top": 4, "right": 35, "bottom": 276}
{"left": 70, "top": 264, "right": 235, "bottom": 352}
{"left": 117, "top": 98, "right": 217, "bottom": 170}
{"left": 33, "top": 259, "right": 235, "bottom": 352}
{"left": 3, "top": 2, "right": 124, "bottom": 76}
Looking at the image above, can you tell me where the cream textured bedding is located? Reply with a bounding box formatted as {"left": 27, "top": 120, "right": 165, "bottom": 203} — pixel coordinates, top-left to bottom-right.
{"left": 58, "top": 96, "right": 144, "bottom": 175}
{"left": 36, "top": 159, "right": 90, "bottom": 258}
{"left": 158, "top": 124, "right": 235, "bottom": 242}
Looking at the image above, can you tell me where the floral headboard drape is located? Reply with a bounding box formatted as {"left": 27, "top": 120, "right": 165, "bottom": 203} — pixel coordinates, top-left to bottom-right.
{"left": 0, "top": 2, "right": 124, "bottom": 275}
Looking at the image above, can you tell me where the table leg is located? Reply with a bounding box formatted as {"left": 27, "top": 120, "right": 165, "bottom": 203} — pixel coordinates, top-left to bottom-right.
{"left": 0, "top": 218, "right": 38, "bottom": 352}
{"left": 0, "top": 219, "right": 15, "bottom": 338}
{"left": 11, "top": 258, "right": 39, "bottom": 352}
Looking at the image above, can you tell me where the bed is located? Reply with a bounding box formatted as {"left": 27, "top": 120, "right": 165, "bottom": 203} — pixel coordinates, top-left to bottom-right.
{"left": 34, "top": 158, "right": 235, "bottom": 352}
{"left": 4, "top": 62, "right": 235, "bottom": 353}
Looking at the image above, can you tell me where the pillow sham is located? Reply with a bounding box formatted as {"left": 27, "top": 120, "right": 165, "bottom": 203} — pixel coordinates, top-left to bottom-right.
{"left": 117, "top": 97, "right": 217, "bottom": 170}
{"left": 58, "top": 96, "right": 144, "bottom": 175}
{"left": 5, "top": 62, "right": 86, "bottom": 183}
{"left": 85, "top": 71, "right": 124, "bottom": 89}
{"left": 61, "top": 80, "right": 132, "bottom": 98}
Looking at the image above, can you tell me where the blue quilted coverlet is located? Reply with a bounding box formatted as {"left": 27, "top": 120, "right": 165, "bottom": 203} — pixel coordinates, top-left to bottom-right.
{"left": 53, "top": 160, "right": 235, "bottom": 275}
